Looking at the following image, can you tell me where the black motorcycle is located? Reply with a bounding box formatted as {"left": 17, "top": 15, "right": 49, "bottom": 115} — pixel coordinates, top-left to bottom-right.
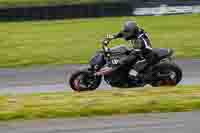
{"left": 69, "top": 38, "right": 182, "bottom": 92}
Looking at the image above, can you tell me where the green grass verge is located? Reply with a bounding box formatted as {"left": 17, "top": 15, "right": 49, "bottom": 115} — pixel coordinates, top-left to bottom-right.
{"left": 1, "top": 14, "right": 200, "bottom": 67}
{"left": 0, "top": 0, "right": 127, "bottom": 8}
{"left": 1, "top": 86, "right": 200, "bottom": 121}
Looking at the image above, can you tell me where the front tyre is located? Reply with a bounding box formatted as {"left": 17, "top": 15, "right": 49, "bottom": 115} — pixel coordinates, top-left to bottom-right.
{"left": 151, "top": 63, "right": 182, "bottom": 87}
{"left": 69, "top": 69, "right": 102, "bottom": 92}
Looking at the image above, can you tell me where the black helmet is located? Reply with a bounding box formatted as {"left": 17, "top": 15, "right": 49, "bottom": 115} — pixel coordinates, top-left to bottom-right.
{"left": 122, "top": 21, "right": 139, "bottom": 40}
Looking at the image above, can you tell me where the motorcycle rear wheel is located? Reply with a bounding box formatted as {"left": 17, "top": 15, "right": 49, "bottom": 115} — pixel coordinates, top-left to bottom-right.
{"left": 151, "top": 63, "right": 182, "bottom": 87}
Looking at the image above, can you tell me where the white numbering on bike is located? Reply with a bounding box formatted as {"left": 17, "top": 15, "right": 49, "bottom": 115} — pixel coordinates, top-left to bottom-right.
{"left": 112, "top": 59, "right": 119, "bottom": 64}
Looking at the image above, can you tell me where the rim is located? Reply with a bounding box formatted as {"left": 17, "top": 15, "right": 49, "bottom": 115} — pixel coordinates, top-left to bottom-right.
{"left": 74, "top": 79, "right": 80, "bottom": 91}
{"left": 73, "top": 75, "right": 86, "bottom": 91}
{"left": 73, "top": 74, "right": 97, "bottom": 91}
{"left": 157, "top": 69, "right": 177, "bottom": 86}
{"left": 169, "top": 71, "right": 176, "bottom": 80}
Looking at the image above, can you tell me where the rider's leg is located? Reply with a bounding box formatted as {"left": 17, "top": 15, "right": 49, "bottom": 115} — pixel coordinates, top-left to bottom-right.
{"left": 140, "top": 51, "right": 158, "bottom": 73}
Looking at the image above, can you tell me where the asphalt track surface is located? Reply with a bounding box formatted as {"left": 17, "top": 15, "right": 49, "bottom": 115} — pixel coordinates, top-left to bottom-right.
{"left": 0, "top": 59, "right": 200, "bottom": 94}
{"left": 0, "top": 111, "right": 200, "bottom": 133}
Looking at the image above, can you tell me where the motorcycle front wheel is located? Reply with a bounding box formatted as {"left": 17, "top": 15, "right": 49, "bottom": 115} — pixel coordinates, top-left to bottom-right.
{"left": 69, "top": 69, "right": 102, "bottom": 92}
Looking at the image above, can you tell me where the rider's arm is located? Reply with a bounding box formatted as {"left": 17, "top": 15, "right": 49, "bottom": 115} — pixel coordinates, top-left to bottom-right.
{"left": 106, "top": 31, "right": 124, "bottom": 41}
{"left": 113, "top": 31, "right": 124, "bottom": 39}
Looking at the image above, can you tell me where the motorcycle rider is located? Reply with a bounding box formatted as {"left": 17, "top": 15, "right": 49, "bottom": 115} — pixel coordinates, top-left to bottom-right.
{"left": 101, "top": 21, "right": 157, "bottom": 74}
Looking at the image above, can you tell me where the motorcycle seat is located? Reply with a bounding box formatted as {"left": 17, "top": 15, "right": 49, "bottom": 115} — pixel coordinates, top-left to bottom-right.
{"left": 152, "top": 48, "right": 174, "bottom": 59}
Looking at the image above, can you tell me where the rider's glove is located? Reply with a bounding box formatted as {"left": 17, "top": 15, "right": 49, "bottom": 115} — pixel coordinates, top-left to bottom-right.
{"left": 105, "top": 34, "right": 115, "bottom": 40}
{"left": 102, "top": 34, "right": 114, "bottom": 46}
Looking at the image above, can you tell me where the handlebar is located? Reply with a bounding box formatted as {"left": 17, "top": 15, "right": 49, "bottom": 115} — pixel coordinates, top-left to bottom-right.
{"left": 101, "top": 38, "right": 111, "bottom": 56}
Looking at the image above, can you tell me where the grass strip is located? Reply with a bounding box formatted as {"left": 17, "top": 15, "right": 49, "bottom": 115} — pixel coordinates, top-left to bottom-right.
{"left": 0, "top": 85, "right": 200, "bottom": 121}
{"left": 1, "top": 14, "right": 200, "bottom": 68}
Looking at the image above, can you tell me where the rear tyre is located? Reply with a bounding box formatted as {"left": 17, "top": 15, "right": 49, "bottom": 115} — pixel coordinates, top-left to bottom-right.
{"left": 69, "top": 69, "right": 102, "bottom": 92}
{"left": 151, "top": 63, "right": 182, "bottom": 87}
